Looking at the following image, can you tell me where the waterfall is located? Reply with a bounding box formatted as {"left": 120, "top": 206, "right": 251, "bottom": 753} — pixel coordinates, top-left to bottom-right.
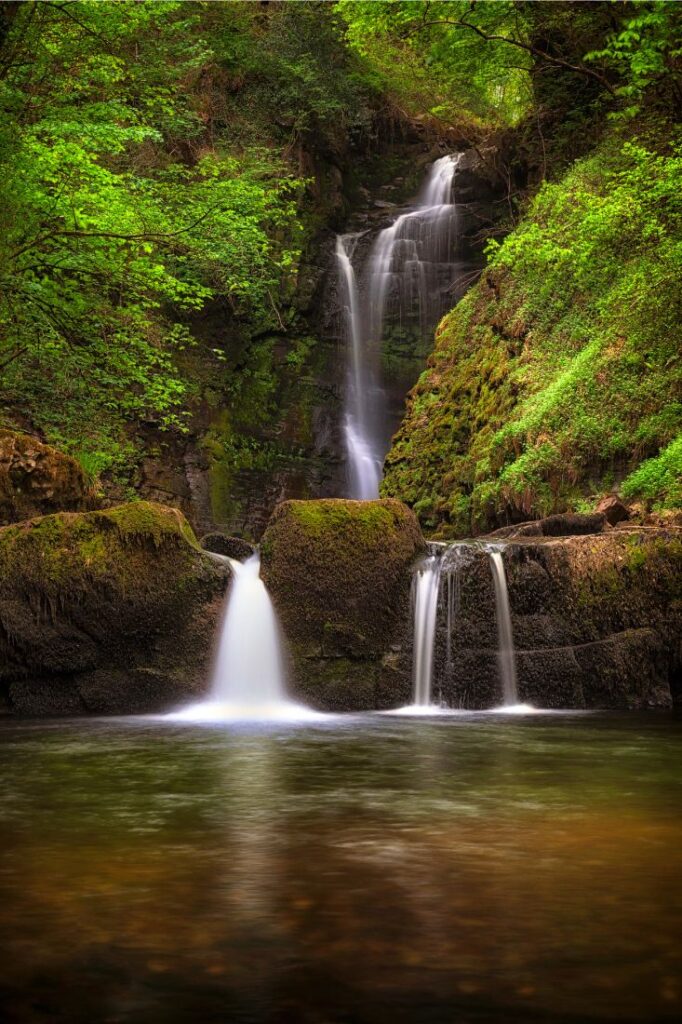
{"left": 168, "top": 553, "right": 319, "bottom": 721}
{"left": 337, "top": 154, "right": 462, "bottom": 500}
{"left": 210, "top": 553, "right": 286, "bottom": 706}
{"left": 411, "top": 553, "right": 443, "bottom": 707}
{"left": 488, "top": 550, "right": 520, "bottom": 706}
{"left": 336, "top": 234, "right": 383, "bottom": 501}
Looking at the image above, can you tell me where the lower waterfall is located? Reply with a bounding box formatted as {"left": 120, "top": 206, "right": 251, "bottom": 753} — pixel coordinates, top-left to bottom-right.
{"left": 168, "top": 553, "right": 319, "bottom": 722}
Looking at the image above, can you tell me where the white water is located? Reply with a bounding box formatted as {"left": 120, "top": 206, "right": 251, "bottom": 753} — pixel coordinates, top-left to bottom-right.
{"left": 168, "top": 554, "right": 320, "bottom": 722}
{"left": 336, "top": 154, "right": 461, "bottom": 500}
{"left": 336, "top": 234, "right": 383, "bottom": 501}
{"left": 411, "top": 554, "right": 443, "bottom": 707}
{"left": 488, "top": 550, "right": 520, "bottom": 706}
{"left": 366, "top": 154, "right": 461, "bottom": 342}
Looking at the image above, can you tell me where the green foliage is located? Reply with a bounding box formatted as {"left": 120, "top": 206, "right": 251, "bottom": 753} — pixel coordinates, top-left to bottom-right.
{"left": 383, "top": 134, "right": 682, "bottom": 534}
{"left": 336, "top": 0, "right": 531, "bottom": 127}
{"left": 0, "top": 1, "right": 304, "bottom": 476}
{"left": 586, "top": 2, "right": 682, "bottom": 118}
{"left": 621, "top": 436, "right": 682, "bottom": 508}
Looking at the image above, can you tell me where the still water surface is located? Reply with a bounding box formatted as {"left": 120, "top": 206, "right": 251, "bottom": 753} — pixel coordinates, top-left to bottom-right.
{"left": 0, "top": 711, "right": 680, "bottom": 1023}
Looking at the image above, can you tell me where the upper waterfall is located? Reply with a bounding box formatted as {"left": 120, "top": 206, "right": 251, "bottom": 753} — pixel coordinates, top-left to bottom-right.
{"left": 336, "top": 153, "right": 462, "bottom": 500}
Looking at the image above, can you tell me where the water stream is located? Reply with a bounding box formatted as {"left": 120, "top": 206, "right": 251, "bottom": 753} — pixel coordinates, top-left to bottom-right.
{"left": 404, "top": 541, "right": 524, "bottom": 712}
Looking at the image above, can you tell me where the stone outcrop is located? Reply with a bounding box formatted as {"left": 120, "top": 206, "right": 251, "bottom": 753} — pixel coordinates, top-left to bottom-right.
{"left": 200, "top": 532, "right": 255, "bottom": 561}
{"left": 2, "top": 494, "right": 679, "bottom": 716}
{"left": 0, "top": 429, "right": 92, "bottom": 525}
{"left": 0, "top": 501, "right": 228, "bottom": 715}
{"left": 261, "top": 498, "right": 425, "bottom": 710}
{"left": 429, "top": 528, "right": 682, "bottom": 710}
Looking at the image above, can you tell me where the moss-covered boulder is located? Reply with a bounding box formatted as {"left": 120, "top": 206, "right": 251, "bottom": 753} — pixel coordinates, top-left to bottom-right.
{"left": 0, "top": 501, "right": 229, "bottom": 714}
{"left": 431, "top": 528, "right": 682, "bottom": 710}
{"left": 261, "top": 498, "right": 425, "bottom": 709}
{"left": 0, "top": 429, "right": 92, "bottom": 525}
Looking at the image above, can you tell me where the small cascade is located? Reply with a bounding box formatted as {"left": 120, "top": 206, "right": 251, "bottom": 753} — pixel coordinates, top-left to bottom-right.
{"left": 168, "top": 553, "right": 319, "bottom": 722}
{"left": 337, "top": 154, "right": 463, "bottom": 500}
{"left": 488, "top": 549, "right": 520, "bottom": 706}
{"left": 411, "top": 551, "right": 443, "bottom": 707}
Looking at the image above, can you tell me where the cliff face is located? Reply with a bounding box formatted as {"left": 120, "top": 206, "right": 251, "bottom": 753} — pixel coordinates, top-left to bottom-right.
{"left": 430, "top": 528, "right": 682, "bottom": 711}
{"left": 134, "top": 130, "right": 504, "bottom": 543}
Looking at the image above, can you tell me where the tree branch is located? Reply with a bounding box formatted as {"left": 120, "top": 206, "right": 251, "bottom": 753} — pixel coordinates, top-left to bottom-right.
{"left": 10, "top": 203, "right": 227, "bottom": 262}
{"left": 407, "top": 10, "right": 617, "bottom": 97}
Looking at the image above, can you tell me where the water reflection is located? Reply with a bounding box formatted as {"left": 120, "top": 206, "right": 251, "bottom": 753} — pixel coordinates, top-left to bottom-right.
{"left": 0, "top": 713, "right": 680, "bottom": 1023}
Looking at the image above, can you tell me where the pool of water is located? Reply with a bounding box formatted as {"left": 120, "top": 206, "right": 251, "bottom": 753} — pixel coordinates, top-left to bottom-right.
{"left": 0, "top": 710, "right": 680, "bottom": 1023}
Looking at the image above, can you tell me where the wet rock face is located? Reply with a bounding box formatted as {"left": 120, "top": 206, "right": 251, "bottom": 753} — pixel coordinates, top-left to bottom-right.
{"left": 261, "top": 498, "right": 425, "bottom": 710}
{"left": 0, "top": 502, "right": 228, "bottom": 715}
{"left": 430, "top": 530, "right": 682, "bottom": 710}
{"left": 0, "top": 430, "right": 92, "bottom": 525}
{"left": 199, "top": 533, "right": 255, "bottom": 561}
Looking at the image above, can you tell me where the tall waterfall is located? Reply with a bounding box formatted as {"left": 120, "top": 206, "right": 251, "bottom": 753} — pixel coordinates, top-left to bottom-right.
{"left": 337, "top": 154, "right": 462, "bottom": 500}
{"left": 488, "top": 550, "right": 520, "bottom": 706}
{"left": 168, "top": 553, "right": 319, "bottom": 721}
{"left": 336, "top": 234, "right": 383, "bottom": 501}
{"left": 411, "top": 553, "right": 443, "bottom": 707}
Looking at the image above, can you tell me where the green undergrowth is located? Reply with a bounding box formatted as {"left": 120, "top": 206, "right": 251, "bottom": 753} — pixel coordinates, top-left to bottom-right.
{"left": 383, "top": 131, "right": 682, "bottom": 535}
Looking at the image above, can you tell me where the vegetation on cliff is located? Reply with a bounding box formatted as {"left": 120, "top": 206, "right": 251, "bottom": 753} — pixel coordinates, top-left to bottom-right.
{"left": 379, "top": 2, "right": 682, "bottom": 534}
{"left": 383, "top": 133, "right": 682, "bottom": 533}
{"left": 0, "top": 1, "right": 384, "bottom": 488}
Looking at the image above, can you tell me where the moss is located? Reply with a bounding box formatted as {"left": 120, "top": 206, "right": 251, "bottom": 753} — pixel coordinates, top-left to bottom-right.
{"left": 103, "top": 500, "right": 199, "bottom": 549}
{"left": 0, "top": 501, "right": 202, "bottom": 599}
{"left": 261, "top": 498, "right": 424, "bottom": 660}
{"left": 287, "top": 498, "right": 409, "bottom": 543}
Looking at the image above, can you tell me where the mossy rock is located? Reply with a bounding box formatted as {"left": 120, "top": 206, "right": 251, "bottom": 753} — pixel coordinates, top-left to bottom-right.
{"left": 0, "top": 501, "right": 229, "bottom": 714}
{"left": 261, "top": 498, "right": 425, "bottom": 708}
{"left": 0, "top": 429, "right": 93, "bottom": 525}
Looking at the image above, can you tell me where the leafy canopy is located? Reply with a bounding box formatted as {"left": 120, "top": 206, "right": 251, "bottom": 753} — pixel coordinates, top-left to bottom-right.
{"left": 0, "top": 1, "right": 303, "bottom": 474}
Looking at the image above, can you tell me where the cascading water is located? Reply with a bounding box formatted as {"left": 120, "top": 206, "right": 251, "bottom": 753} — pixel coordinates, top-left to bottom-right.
{"left": 336, "top": 234, "right": 383, "bottom": 501}
{"left": 337, "top": 154, "right": 462, "bottom": 500}
{"left": 488, "top": 549, "right": 520, "bottom": 707}
{"left": 411, "top": 552, "right": 443, "bottom": 708}
{"left": 366, "top": 154, "right": 461, "bottom": 342}
{"left": 168, "top": 553, "right": 319, "bottom": 721}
